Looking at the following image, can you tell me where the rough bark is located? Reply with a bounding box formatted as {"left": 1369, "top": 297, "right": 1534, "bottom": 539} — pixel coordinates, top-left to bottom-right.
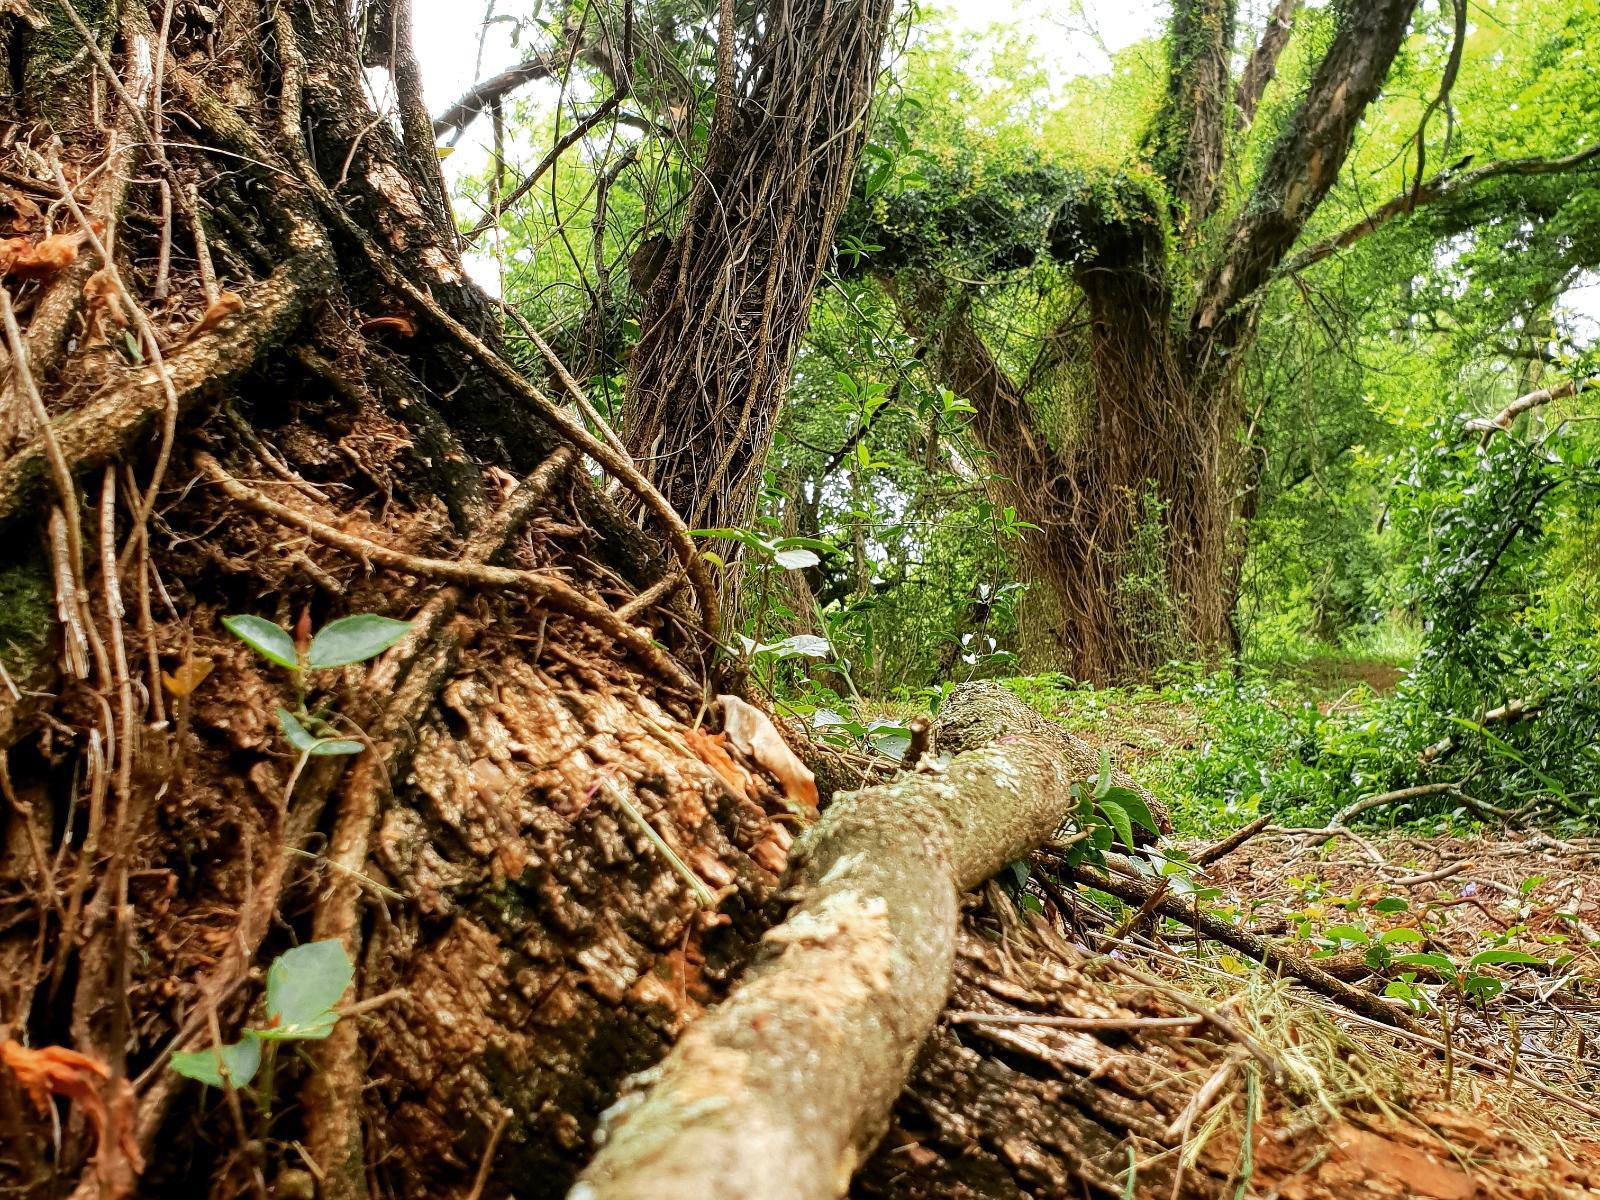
{"left": 0, "top": 3, "right": 762, "bottom": 1198}
{"left": 573, "top": 683, "right": 1140, "bottom": 1199}
{"left": 622, "top": 0, "right": 893, "bottom": 535}
{"left": 1142, "top": 0, "right": 1237, "bottom": 236}
{"left": 1234, "top": 0, "right": 1302, "bottom": 130}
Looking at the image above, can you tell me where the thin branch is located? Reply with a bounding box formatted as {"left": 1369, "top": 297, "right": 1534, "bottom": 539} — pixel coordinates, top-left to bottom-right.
{"left": 1407, "top": 0, "right": 1467, "bottom": 209}
{"left": 1282, "top": 144, "right": 1600, "bottom": 276}
{"left": 1464, "top": 377, "right": 1594, "bottom": 436}
{"left": 432, "top": 54, "right": 559, "bottom": 137}
{"left": 463, "top": 97, "right": 621, "bottom": 242}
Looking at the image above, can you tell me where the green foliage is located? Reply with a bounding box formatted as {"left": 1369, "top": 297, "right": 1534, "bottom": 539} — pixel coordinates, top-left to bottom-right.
{"left": 170, "top": 940, "right": 353, "bottom": 1086}
{"left": 225, "top": 611, "right": 411, "bottom": 759}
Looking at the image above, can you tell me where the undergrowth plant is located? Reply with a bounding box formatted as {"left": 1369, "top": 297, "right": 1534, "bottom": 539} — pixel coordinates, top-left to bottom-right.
{"left": 170, "top": 940, "right": 353, "bottom": 1088}
{"left": 224, "top": 612, "right": 412, "bottom": 759}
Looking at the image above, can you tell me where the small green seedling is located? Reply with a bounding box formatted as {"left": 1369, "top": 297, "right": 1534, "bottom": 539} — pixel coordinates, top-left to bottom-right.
{"left": 223, "top": 612, "right": 411, "bottom": 757}
{"left": 1063, "top": 749, "right": 1162, "bottom": 864}
{"left": 170, "top": 940, "right": 353, "bottom": 1086}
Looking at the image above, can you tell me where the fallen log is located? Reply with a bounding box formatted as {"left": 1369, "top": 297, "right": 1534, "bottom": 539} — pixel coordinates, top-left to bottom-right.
{"left": 572, "top": 682, "right": 1093, "bottom": 1200}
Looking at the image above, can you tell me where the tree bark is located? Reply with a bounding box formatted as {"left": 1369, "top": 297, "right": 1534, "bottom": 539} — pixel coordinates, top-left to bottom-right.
{"left": 574, "top": 683, "right": 1162, "bottom": 1199}
{"left": 622, "top": 0, "right": 893, "bottom": 535}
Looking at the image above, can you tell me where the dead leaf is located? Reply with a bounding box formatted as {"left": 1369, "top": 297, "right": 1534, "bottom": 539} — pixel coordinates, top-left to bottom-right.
{"left": 1, "top": 1039, "right": 144, "bottom": 1194}
{"left": 719, "top": 694, "right": 818, "bottom": 815}
{"left": 360, "top": 314, "right": 416, "bottom": 338}
{"left": 1, "top": 186, "right": 43, "bottom": 233}
{"left": 682, "top": 727, "right": 753, "bottom": 800}
{"left": 193, "top": 290, "right": 244, "bottom": 334}
{"left": 83, "top": 267, "right": 130, "bottom": 342}
{"left": 161, "top": 656, "right": 214, "bottom": 697}
{"left": 0, "top": 230, "right": 87, "bottom": 281}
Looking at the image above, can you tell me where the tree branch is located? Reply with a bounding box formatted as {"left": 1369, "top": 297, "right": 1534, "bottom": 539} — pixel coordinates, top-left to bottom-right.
{"left": 1280, "top": 143, "right": 1600, "bottom": 276}
{"left": 1234, "top": 0, "right": 1301, "bottom": 129}
{"left": 432, "top": 54, "right": 560, "bottom": 137}
{"left": 1141, "top": 0, "right": 1237, "bottom": 233}
{"left": 1464, "top": 376, "right": 1595, "bottom": 436}
{"left": 574, "top": 684, "right": 1113, "bottom": 1200}
{"left": 1192, "top": 0, "right": 1419, "bottom": 343}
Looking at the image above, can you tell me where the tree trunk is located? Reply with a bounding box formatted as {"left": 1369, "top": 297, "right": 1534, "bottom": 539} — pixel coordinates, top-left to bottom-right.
{"left": 0, "top": 3, "right": 769, "bottom": 1197}
{"left": 622, "top": 0, "right": 893, "bottom": 536}
{"left": 860, "top": 0, "right": 1425, "bottom": 682}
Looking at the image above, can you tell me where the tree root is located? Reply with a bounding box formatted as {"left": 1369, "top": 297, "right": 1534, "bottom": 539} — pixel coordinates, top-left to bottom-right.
{"left": 300, "top": 445, "right": 577, "bottom": 1199}
{"left": 574, "top": 682, "right": 1084, "bottom": 1200}
{"left": 88, "top": 447, "right": 581, "bottom": 1196}
{"left": 194, "top": 450, "right": 697, "bottom": 692}
{"left": 0, "top": 244, "right": 333, "bottom": 530}
{"left": 1070, "top": 860, "right": 1432, "bottom": 1037}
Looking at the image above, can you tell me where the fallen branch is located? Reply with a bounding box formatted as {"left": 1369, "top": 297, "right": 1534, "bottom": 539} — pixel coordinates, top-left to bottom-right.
{"left": 1193, "top": 814, "right": 1272, "bottom": 866}
{"left": 1333, "top": 782, "right": 1463, "bottom": 828}
{"left": 1071, "top": 860, "right": 1431, "bottom": 1037}
{"left": 575, "top": 682, "right": 1084, "bottom": 1200}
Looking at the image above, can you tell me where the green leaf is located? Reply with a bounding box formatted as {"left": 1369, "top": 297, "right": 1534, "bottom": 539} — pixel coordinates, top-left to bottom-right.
{"left": 276, "top": 709, "right": 364, "bottom": 758}
{"left": 222, "top": 615, "right": 298, "bottom": 669}
{"left": 170, "top": 1032, "right": 262, "bottom": 1087}
{"left": 1391, "top": 952, "right": 1456, "bottom": 975}
{"left": 1372, "top": 897, "right": 1409, "bottom": 914}
{"left": 306, "top": 615, "right": 411, "bottom": 669}
{"left": 1098, "top": 799, "right": 1134, "bottom": 851}
{"left": 1089, "top": 822, "right": 1114, "bottom": 853}
{"left": 261, "top": 940, "right": 353, "bottom": 1040}
{"left": 1101, "top": 786, "right": 1159, "bottom": 834}
{"left": 773, "top": 548, "right": 820, "bottom": 570}
{"left": 1324, "top": 924, "right": 1369, "bottom": 945}
{"left": 1093, "top": 748, "right": 1112, "bottom": 799}
{"left": 1378, "top": 927, "right": 1426, "bottom": 944}
{"left": 1467, "top": 949, "right": 1544, "bottom": 968}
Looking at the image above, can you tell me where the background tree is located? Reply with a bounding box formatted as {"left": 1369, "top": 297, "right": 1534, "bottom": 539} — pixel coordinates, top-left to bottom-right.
{"left": 839, "top": 0, "right": 1599, "bottom": 681}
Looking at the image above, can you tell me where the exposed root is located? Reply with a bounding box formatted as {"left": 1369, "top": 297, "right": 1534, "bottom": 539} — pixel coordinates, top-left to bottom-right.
{"left": 194, "top": 450, "right": 695, "bottom": 691}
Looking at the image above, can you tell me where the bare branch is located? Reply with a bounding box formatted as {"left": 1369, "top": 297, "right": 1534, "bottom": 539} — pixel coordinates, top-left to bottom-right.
{"left": 1234, "top": 0, "right": 1301, "bottom": 129}
{"left": 1464, "top": 376, "right": 1595, "bottom": 436}
{"left": 1193, "top": 0, "right": 1419, "bottom": 343}
{"left": 431, "top": 54, "right": 560, "bottom": 137}
{"left": 1281, "top": 143, "right": 1600, "bottom": 275}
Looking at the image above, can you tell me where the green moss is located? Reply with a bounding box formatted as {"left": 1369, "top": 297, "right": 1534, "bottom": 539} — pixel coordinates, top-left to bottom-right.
{"left": 0, "top": 545, "right": 52, "bottom": 675}
{"left": 21, "top": 0, "right": 115, "bottom": 127}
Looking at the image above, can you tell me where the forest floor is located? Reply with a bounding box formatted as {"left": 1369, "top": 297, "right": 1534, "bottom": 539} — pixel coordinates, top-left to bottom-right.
{"left": 1009, "top": 664, "right": 1600, "bottom": 1183}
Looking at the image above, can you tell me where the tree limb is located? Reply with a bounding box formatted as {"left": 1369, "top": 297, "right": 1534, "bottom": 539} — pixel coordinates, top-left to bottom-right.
{"left": 1464, "top": 376, "right": 1595, "bottom": 435}
{"left": 1141, "top": 0, "right": 1237, "bottom": 233}
{"left": 1281, "top": 144, "right": 1600, "bottom": 276}
{"left": 1192, "top": 0, "right": 1419, "bottom": 343}
{"left": 573, "top": 683, "right": 1101, "bottom": 1200}
{"left": 432, "top": 54, "right": 561, "bottom": 137}
{"left": 1234, "top": 0, "right": 1301, "bottom": 129}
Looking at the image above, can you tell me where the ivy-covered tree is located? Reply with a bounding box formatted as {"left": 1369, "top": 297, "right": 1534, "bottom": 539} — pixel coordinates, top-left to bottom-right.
{"left": 847, "top": 0, "right": 1600, "bottom": 681}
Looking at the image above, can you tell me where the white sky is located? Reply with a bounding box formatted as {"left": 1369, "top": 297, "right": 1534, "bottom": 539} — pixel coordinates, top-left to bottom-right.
{"left": 410, "top": 0, "right": 1164, "bottom": 114}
